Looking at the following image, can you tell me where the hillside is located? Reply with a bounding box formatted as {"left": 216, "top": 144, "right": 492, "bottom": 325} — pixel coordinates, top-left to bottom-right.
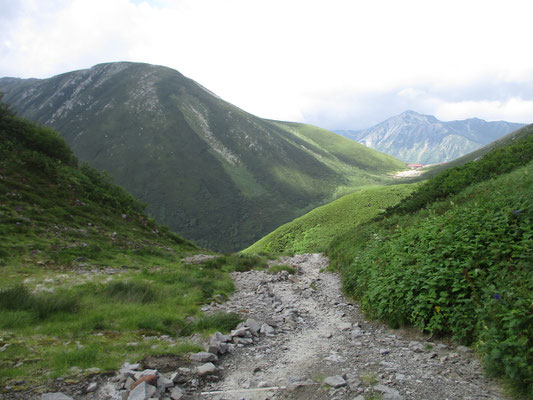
{"left": 328, "top": 131, "right": 533, "bottom": 396}
{"left": 0, "top": 104, "right": 254, "bottom": 391}
{"left": 243, "top": 184, "right": 414, "bottom": 255}
{"left": 0, "top": 62, "right": 405, "bottom": 251}
{"left": 335, "top": 111, "right": 525, "bottom": 164}
{"left": 423, "top": 123, "right": 533, "bottom": 177}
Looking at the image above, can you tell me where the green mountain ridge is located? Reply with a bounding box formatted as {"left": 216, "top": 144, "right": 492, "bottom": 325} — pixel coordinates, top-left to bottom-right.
{"left": 0, "top": 62, "right": 405, "bottom": 251}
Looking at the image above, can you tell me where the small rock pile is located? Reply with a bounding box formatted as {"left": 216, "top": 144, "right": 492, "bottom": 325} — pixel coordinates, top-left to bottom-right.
{"left": 38, "top": 318, "right": 278, "bottom": 400}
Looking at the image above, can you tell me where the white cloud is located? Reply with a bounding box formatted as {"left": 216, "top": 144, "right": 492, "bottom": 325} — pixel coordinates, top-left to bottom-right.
{"left": 0, "top": 0, "right": 532, "bottom": 128}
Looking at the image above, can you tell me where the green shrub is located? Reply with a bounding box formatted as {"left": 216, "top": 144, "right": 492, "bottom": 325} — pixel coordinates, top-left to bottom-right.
{"left": 267, "top": 264, "right": 296, "bottom": 275}
{"left": 104, "top": 281, "right": 156, "bottom": 303}
{"left": 0, "top": 110, "right": 77, "bottom": 166}
{"left": 0, "top": 285, "right": 34, "bottom": 311}
{"left": 387, "top": 133, "right": 533, "bottom": 216}
{"left": 201, "top": 254, "right": 267, "bottom": 272}
{"left": 0, "top": 285, "right": 79, "bottom": 320}
{"left": 333, "top": 163, "right": 533, "bottom": 395}
{"left": 32, "top": 292, "right": 80, "bottom": 320}
{"left": 182, "top": 312, "right": 242, "bottom": 335}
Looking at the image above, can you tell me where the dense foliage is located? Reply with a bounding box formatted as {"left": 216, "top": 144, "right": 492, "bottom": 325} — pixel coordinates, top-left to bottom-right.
{"left": 328, "top": 134, "right": 533, "bottom": 396}
{"left": 387, "top": 129, "right": 533, "bottom": 215}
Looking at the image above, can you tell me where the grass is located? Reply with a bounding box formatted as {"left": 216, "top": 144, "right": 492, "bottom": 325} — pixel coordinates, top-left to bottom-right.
{"left": 243, "top": 184, "right": 415, "bottom": 254}
{"left": 0, "top": 106, "right": 243, "bottom": 391}
{"left": 360, "top": 372, "right": 378, "bottom": 385}
{"left": 267, "top": 265, "right": 296, "bottom": 275}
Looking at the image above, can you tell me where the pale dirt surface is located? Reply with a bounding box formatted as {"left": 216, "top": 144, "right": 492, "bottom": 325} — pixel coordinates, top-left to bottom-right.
{"left": 197, "top": 254, "right": 506, "bottom": 400}
{"left": 394, "top": 169, "right": 423, "bottom": 178}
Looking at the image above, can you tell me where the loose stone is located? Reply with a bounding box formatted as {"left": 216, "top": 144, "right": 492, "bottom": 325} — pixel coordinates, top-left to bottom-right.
{"left": 190, "top": 351, "right": 218, "bottom": 362}
{"left": 324, "top": 375, "right": 347, "bottom": 388}
{"left": 127, "top": 381, "right": 156, "bottom": 400}
{"left": 196, "top": 362, "right": 217, "bottom": 376}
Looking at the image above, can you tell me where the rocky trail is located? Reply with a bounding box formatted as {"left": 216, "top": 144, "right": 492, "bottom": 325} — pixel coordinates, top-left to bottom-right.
{"left": 33, "top": 254, "right": 506, "bottom": 400}
{"left": 195, "top": 253, "right": 506, "bottom": 400}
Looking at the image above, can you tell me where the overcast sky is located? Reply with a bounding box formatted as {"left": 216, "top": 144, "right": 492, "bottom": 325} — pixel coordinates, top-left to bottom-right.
{"left": 1, "top": 0, "right": 532, "bottom": 129}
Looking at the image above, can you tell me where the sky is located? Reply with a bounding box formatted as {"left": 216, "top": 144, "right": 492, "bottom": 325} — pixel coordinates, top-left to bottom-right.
{"left": 0, "top": 0, "right": 532, "bottom": 130}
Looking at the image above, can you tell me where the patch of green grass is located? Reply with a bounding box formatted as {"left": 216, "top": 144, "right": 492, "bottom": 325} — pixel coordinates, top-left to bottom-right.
{"left": 201, "top": 254, "right": 267, "bottom": 272}
{"left": 360, "top": 373, "right": 378, "bottom": 386}
{"left": 267, "top": 265, "right": 296, "bottom": 275}
{"left": 0, "top": 285, "right": 79, "bottom": 320}
{"left": 183, "top": 312, "right": 242, "bottom": 335}
{"left": 243, "top": 184, "right": 415, "bottom": 254}
{"left": 104, "top": 281, "right": 156, "bottom": 304}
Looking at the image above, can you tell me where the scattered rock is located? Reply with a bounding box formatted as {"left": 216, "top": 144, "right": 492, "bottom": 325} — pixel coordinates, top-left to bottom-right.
{"left": 130, "top": 374, "right": 158, "bottom": 390}
{"left": 374, "top": 384, "right": 403, "bottom": 399}
{"left": 196, "top": 362, "right": 217, "bottom": 376}
{"left": 190, "top": 351, "right": 218, "bottom": 362}
{"left": 128, "top": 381, "right": 156, "bottom": 400}
{"left": 85, "top": 382, "right": 98, "bottom": 393}
{"left": 41, "top": 394, "right": 73, "bottom": 400}
{"left": 245, "top": 318, "right": 261, "bottom": 335}
{"left": 169, "top": 386, "right": 185, "bottom": 399}
{"left": 324, "top": 375, "right": 346, "bottom": 388}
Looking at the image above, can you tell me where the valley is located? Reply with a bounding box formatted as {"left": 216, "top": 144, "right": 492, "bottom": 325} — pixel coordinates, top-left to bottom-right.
{"left": 0, "top": 66, "right": 531, "bottom": 399}
{"left": 0, "top": 63, "right": 404, "bottom": 252}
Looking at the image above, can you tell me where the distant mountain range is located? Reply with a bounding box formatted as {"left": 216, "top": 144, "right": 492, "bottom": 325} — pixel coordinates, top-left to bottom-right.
{"left": 0, "top": 62, "right": 404, "bottom": 251}
{"left": 334, "top": 111, "right": 526, "bottom": 164}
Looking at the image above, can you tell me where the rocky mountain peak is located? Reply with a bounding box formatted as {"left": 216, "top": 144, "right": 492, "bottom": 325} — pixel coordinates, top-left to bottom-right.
{"left": 335, "top": 112, "right": 524, "bottom": 164}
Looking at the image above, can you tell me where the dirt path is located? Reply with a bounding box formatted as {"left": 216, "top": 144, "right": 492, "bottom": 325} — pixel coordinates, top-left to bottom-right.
{"left": 198, "top": 253, "right": 506, "bottom": 400}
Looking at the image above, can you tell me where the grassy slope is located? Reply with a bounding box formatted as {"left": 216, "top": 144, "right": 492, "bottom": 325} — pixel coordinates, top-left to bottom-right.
{"left": 0, "top": 107, "right": 255, "bottom": 391}
{"left": 423, "top": 124, "right": 533, "bottom": 177}
{"left": 327, "top": 132, "right": 533, "bottom": 397}
{"left": 243, "top": 185, "right": 415, "bottom": 255}
{"left": 273, "top": 121, "right": 406, "bottom": 198}
{"left": 0, "top": 63, "right": 406, "bottom": 252}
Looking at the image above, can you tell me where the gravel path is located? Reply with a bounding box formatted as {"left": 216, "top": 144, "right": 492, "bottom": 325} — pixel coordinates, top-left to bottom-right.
{"left": 198, "top": 253, "right": 506, "bottom": 400}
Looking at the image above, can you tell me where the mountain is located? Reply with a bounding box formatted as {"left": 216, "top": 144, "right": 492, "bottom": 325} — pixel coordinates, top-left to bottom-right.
{"left": 334, "top": 110, "right": 525, "bottom": 164}
{"left": 0, "top": 62, "right": 405, "bottom": 251}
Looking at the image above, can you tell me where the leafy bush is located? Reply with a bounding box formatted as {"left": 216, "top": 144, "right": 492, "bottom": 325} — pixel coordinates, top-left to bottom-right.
{"left": 80, "top": 163, "right": 146, "bottom": 213}
{"left": 0, "top": 108, "right": 77, "bottom": 166}
{"left": 332, "top": 163, "right": 533, "bottom": 396}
